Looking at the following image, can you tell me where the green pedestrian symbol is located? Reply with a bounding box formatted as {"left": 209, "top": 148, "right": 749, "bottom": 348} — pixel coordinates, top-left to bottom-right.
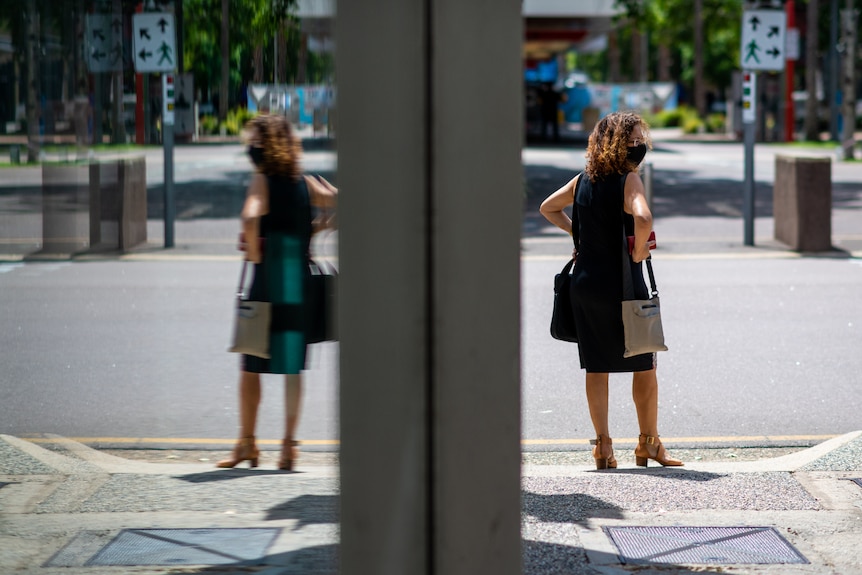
{"left": 744, "top": 40, "right": 760, "bottom": 64}
{"left": 158, "top": 41, "right": 173, "bottom": 65}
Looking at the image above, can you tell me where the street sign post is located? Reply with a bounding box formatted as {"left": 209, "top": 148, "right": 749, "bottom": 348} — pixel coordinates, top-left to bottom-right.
{"left": 162, "top": 73, "right": 176, "bottom": 248}
{"left": 133, "top": 12, "right": 177, "bottom": 248}
{"left": 742, "top": 72, "right": 757, "bottom": 246}
{"left": 739, "top": 9, "right": 786, "bottom": 246}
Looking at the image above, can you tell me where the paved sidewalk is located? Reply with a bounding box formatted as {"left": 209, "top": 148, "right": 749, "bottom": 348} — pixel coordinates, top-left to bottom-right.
{"left": 2, "top": 432, "right": 861, "bottom": 574}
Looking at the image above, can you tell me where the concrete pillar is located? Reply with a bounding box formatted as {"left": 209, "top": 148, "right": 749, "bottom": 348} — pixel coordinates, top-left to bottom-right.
{"left": 773, "top": 155, "right": 832, "bottom": 251}
{"left": 337, "top": 1, "right": 523, "bottom": 574}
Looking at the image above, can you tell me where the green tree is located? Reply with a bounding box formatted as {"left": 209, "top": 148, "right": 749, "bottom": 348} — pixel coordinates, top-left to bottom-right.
{"left": 615, "top": 0, "right": 742, "bottom": 110}
{"left": 183, "top": 0, "right": 299, "bottom": 115}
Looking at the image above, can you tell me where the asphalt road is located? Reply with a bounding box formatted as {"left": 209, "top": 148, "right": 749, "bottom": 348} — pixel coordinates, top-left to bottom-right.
{"left": 1, "top": 137, "right": 860, "bottom": 450}
{"left": 1, "top": 252, "right": 860, "bottom": 449}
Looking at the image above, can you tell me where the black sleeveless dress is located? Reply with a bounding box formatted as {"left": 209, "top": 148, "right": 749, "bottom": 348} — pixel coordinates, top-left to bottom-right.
{"left": 570, "top": 172, "right": 654, "bottom": 373}
{"left": 243, "top": 175, "right": 312, "bottom": 375}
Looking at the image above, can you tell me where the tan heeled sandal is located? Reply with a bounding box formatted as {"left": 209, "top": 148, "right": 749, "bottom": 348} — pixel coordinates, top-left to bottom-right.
{"left": 278, "top": 438, "right": 299, "bottom": 471}
{"left": 216, "top": 436, "right": 259, "bottom": 469}
{"left": 635, "top": 434, "right": 683, "bottom": 467}
{"left": 590, "top": 435, "right": 618, "bottom": 470}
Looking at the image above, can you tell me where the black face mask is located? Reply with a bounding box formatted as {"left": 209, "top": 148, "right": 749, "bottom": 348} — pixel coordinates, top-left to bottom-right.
{"left": 248, "top": 146, "right": 265, "bottom": 166}
{"left": 627, "top": 143, "right": 647, "bottom": 166}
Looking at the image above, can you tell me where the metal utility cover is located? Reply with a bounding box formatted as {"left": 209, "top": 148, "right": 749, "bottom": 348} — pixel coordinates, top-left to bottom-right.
{"left": 86, "top": 528, "right": 280, "bottom": 566}
{"left": 604, "top": 526, "right": 808, "bottom": 565}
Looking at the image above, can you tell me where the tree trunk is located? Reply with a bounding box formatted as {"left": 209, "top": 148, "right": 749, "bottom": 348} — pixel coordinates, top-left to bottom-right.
{"left": 694, "top": 0, "right": 706, "bottom": 117}
{"left": 608, "top": 29, "right": 620, "bottom": 83}
{"left": 253, "top": 45, "right": 263, "bottom": 83}
{"left": 277, "top": 22, "right": 286, "bottom": 84}
{"left": 219, "top": 0, "right": 229, "bottom": 121}
{"left": 803, "top": 0, "right": 820, "bottom": 141}
{"left": 658, "top": 44, "right": 671, "bottom": 83}
{"left": 25, "top": 0, "right": 40, "bottom": 163}
{"left": 840, "top": 4, "right": 857, "bottom": 159}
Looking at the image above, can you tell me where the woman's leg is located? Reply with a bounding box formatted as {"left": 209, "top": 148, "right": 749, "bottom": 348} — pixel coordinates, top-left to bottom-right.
{"left": 279, "top": 373, "right": 303, "bottom": 470}
{"left": 632, "top": 367, "right": 682, "bottom": 466}
{"left": 585, "top": 372, "right": 610, "bottom": 438}
{"left": 632, "top": 367, "right": 658, "bottom": 437}
{"left": 284, "top": 373, "right": 303, "bottom": 440}
{"left": 586, "top": 372, "right": 615, "bottom": 467}
{"left": 216, "top": 370, "right": 261, "bottom": 468}
{"left": 239, "top": 370, "right": 262, "bottom": 438}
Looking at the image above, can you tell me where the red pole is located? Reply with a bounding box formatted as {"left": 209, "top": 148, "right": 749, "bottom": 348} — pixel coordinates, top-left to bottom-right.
{"left": 784, "top": 0, "right": 796, "bottom": 142}
{"left": 135, "top": 3, "right": 145, "bottom": 144}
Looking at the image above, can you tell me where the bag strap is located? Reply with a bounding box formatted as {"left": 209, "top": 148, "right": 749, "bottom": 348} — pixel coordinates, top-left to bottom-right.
{"left": 237, "top": 260, "right": 252, "bottom": 299}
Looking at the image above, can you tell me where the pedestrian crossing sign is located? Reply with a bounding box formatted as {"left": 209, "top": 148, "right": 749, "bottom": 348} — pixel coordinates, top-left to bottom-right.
{"left": 132, "top": 12, "right": 177, "bottom": 73}
{"left": 740, "top": 9, "right": 786, "bottom": 72}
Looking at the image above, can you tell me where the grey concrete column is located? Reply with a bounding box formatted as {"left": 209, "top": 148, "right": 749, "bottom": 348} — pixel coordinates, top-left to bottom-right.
{"left": 337, "top": 1, "right": 523, "bottom": 574}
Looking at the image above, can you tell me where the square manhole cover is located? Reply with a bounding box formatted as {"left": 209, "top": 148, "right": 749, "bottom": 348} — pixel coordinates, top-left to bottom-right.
{"left": 86, "top": 528, "right": 281, "bottom": 566}
{"left": 604, "top": 526, "right": 808, "bottom": 565}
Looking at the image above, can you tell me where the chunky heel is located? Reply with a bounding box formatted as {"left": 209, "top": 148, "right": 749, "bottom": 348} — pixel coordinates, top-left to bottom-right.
{"left": 590, "top": 435, "right": 617, "bottom": 470}
{"left": 217, "top": 437, "right": 260, "bottom": 469}
{"left": 278, "top": 438, "right": 299, "bottom": 471}
{"left": 634, "top": 434, "right": 683, "bottom": 467}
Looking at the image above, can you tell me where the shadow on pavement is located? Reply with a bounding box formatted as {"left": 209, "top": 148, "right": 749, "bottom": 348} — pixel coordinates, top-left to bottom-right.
{"left": 522, "top": 491, "right": 623, "bottom": 526}
{"left": 265, "top": 493, "right": 338, "bottom": 526}
{"left": 175, "top": 468, "right": 296, "bottom": 483}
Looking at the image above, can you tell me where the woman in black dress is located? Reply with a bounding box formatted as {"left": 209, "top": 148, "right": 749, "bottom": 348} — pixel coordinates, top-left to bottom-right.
{"left": 540, "top": 111, "right": 682, "bottom": 470}
{"left": 218, "top": 115, "right": 337, "bottom": 471}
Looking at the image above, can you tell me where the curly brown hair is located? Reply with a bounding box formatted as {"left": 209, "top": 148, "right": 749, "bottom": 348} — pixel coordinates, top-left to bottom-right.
{"left": 244, "top": 114, "right": 302, "bottom": 179}
{"left": 584, "top": 111, "right": 652, "bottom": 182}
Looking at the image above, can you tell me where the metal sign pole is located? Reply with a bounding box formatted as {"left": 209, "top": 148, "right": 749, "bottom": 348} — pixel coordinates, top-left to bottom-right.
{"left": 133, "top": 11, "right": 177, "bottom": 248}
{"left": 742, "top": 71, "right": 756, "bottom": 246}
{"left": 162, "top": 73, "right": 176, "bottom": 248}
{"left": 740, "top": 7, "right": 786, "bottom": 246}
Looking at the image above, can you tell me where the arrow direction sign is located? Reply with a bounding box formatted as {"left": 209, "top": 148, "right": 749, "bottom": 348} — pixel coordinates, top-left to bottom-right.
{"left": 740, "top": 9, "right": 786, "bottom": 71}
{"left": 132, "top": 12, "right": 176, "bottom": 72}
{"left": 85, "top": 14, "right": 122, "bottom": 72}
{"left": 749, "top": 15, "right": 761, "bottom": 31}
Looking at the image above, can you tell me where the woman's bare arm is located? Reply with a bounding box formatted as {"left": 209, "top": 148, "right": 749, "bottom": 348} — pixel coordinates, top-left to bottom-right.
{"left": 622, "top": 172, "right": 653, "bottom": 263}
{"left": 304, "top": 174, "right": 338, "bottom": 233}
{"left": 539, "top": 173, "right": 579, "bottom": 236}
{"left": 241, "top": 173, "right": 268, "bottom": 263}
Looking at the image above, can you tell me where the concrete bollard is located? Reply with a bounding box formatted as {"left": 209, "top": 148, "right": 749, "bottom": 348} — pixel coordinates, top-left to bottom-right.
{"left": 773, "top": 155, "right": 832, "bottom": 252}
{"left": 88, "top": 156, "right": 147, "bottom": 251}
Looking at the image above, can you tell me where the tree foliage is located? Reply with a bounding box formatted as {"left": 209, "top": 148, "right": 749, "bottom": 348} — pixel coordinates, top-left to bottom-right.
{"left": 183, "top": 0, "right": 305, "bottom": 106}
{"left": 614, "top": 0, "right": 742, "bottom": 98}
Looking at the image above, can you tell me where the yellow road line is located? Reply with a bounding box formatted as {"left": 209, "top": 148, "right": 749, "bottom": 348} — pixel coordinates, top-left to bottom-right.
{"left": 24, "top": 434, "right": 837, "bottom": 448}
